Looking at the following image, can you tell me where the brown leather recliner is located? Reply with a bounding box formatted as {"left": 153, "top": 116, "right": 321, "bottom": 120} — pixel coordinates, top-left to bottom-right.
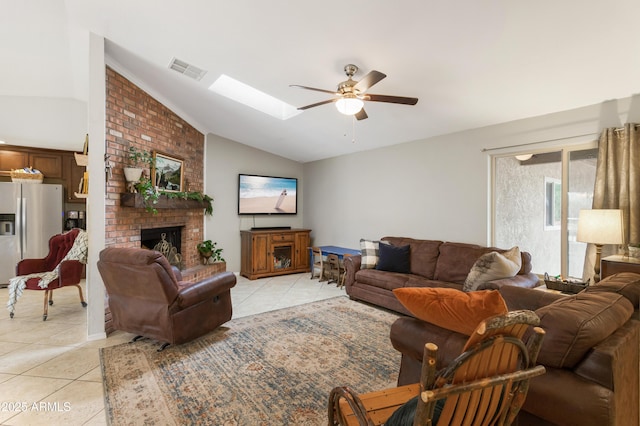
{"left": 97, "top": 247, "right": 236, "bottom": 349}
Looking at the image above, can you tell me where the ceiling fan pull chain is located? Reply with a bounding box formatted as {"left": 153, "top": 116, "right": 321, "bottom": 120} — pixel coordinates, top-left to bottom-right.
{"left": 352, "top": 115, "right": 356, "bottom": 143}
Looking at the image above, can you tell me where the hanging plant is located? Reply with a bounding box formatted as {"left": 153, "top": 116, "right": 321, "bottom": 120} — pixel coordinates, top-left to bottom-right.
{"left": 127, "top": 146, "right": 154, "bottom": 168}
{"left": 133, "top": 180, "right": 214, "bottom": 216}
{"left": 163, "top": 190, "right": 214, "bottom": 215}
{"left": 134, "top": 177, "right": 160, "bottom": 214}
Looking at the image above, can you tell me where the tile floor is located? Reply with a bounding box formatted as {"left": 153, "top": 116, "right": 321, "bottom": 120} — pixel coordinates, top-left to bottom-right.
{"left": 0, "top": 272, "right": 345, "bottom": 425}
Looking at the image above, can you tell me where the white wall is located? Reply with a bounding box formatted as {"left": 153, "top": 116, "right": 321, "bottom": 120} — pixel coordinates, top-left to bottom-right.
{"left": 86, "top": 33, "right": 107, "bottom": 340}
{"left": 304, "top": 133, "right": 485, "bottom": 245}
{"left": 0, "top": 96, "right": 87, "bottom": 151}
{"left": 204, "top": 133, "right": 305, "bottom": 272}
{"left": 303, "top": 96, "right": 640, "bottom": 251}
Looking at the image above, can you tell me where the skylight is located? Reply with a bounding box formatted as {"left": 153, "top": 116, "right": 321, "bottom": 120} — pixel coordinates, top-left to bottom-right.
{"left": 208, "top": 75, "right": 302, "bottom": 120}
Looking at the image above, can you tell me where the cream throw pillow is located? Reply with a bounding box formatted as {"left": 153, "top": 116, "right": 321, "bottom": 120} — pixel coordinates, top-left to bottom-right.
{"left": 360, "top": 239, "right": 380, "bottom": 269}
{"left": 463, "top": 246, "right": 522, "bottom": 292}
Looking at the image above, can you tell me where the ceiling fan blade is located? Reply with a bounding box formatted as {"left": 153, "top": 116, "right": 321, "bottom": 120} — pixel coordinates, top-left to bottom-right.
{"left": 353, "top": 70, "right": 386, "bottom": 92}
{"left": 290, "top": 85, "right": 339, "bottom": 95}
{"left": 297, "top": 98, "right": 338, "bottom": 110}
{"left": 355, "top": 108, "right": 368, "bottom": 121}
{"left": 364, "top": 94, "right": 419, "bottom": 105}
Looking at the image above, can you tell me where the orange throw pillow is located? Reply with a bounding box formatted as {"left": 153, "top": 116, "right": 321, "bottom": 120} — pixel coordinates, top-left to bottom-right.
{"left": 393, "top": 287, "right": 508, "bottom": 335}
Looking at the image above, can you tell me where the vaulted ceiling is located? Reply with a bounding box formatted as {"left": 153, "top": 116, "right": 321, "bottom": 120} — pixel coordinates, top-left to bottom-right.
{"left": 2, "top": 0, "right": 640, "bottom": 162}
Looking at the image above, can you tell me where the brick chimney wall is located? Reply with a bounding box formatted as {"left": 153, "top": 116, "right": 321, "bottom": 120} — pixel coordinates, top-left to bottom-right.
{"left": 104, "top": 67, "right": 222, "bottom": 282}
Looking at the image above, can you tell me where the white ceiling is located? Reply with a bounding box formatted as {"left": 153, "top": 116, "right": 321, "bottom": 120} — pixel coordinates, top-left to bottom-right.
{"left": 3, "top": 0, "right": 640, "bottom": 162}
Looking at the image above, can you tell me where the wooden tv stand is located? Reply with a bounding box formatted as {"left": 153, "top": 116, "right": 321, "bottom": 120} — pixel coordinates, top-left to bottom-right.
{"left": 240, "top": 228, "right": 311, "bottom": 280}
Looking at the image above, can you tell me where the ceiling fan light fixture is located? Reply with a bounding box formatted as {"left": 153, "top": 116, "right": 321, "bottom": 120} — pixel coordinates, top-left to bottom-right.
{"left": 335, "top": 97, "right": 364, "bottom": 115}
{"left": 292, "top": 64, "right": 417, "bottom": 120}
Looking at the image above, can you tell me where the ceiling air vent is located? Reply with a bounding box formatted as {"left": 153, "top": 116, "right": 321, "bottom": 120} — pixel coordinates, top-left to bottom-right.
{"left": 168, "top": 58, "right": 207, "bottom": 81}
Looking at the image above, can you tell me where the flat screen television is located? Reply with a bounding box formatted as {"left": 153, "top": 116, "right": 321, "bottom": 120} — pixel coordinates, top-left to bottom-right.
{"left": 238, "top": 174, "right": 298, "bottom": 215}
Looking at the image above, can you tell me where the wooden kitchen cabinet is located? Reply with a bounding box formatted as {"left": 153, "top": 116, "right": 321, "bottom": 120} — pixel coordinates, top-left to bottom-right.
{"left": 0, "top": 150, "right": 28, "bottom": 172}
{"left": 29, "top": 152, "right": 63, "bottom": 178}
{"left": 240, "top": 229, "right": 311, "bottom": 280}
{"left": 0, "top": 145, "right": 85, "bottom": 204}
{"left": 0, "top": 149, "right": 63, "bottom": 179}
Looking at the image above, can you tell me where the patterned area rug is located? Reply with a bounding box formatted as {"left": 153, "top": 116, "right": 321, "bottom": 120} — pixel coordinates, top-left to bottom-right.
{"left": 100, "top": 296, "right": 401, "bottom": 425}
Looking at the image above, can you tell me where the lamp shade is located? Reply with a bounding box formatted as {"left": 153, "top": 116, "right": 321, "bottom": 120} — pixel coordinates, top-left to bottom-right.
{"left": 335, "top": 97, "right": 364, "bottom": 115}
{"left": 576, "top": 209, "right": 625, "bottom": 244}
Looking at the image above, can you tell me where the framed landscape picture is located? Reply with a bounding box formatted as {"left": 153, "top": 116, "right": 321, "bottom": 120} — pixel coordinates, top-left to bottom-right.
{"left": 152, "top": 151, "right": 184, "bottom": 192}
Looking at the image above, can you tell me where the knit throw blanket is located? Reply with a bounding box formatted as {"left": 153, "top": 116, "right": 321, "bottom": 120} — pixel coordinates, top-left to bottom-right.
{"left": 7, "top": 229, "right": 88, "bottom": 315}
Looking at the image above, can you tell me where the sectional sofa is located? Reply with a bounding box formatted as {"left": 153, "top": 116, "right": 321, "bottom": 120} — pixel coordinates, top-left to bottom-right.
{"left": 343, "top": 236, "right": 540, "bottom": 315}
{"left": 390, "top": 272, "right": 640, "bottom": 425}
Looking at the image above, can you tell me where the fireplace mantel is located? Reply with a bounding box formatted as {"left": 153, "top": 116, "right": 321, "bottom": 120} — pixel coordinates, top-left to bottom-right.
{"left": 120, "top": 193, "right": 209, "bottom": 210}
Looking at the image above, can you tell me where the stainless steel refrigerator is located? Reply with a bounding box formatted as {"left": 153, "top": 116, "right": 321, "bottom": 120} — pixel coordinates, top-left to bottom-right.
{"left": 0, "top": 183, "right": 63, "bottom": 285}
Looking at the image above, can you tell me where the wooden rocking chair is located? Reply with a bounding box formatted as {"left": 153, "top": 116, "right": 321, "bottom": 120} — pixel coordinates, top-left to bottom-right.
{"left": 328, "top": 310, "right": 546, "bottom": 426}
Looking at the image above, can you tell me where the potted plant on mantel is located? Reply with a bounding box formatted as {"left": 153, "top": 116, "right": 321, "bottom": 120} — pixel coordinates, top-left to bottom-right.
{"left": 121, "top": 146, "right": 214, "bottom": 214}
{"left": 124, "top": 146, "right": 154, "bottom": 192}
{"left": 197, "top": 240, "right": 225, "bottom": 265}
{"left": 129, "top": 181, "right": 214, "bottom": 215}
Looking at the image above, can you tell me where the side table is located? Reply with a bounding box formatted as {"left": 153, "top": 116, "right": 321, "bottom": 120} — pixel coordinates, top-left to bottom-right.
{"left": 601, "top": 255, "right": 640, "bottom": 279}
{"left": 534, "top": 285, "right": 568, "bottom": 296}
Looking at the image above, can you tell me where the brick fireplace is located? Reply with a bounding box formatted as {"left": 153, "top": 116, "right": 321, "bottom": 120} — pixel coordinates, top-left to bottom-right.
{"left": 104, "top": 67, "right": 222, "bottom": 283}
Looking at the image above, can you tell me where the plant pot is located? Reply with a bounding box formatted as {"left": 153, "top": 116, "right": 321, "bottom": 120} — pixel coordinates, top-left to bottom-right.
{"left": 123, "top": 167, "right": 143, "bottom": 183}
{"left": 199, "top": 251, "right": 212, "bottom": 265}
{"left": 629, "top": 246, "right": 640, "bottom": 258}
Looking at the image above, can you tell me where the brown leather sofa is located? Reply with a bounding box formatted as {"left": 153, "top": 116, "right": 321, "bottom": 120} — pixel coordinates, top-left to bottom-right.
{"left": 390, "top": 272, "right": 640, "bottom": 426}
{"left": 97, "top": 247, "right": 236, "bottom": 348}
{"left": 344, "top": 237, "right": 539, "bottom": 315}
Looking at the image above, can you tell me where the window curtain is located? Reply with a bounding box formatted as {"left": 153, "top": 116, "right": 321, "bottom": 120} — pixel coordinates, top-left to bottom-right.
{"left": 583, "top": 123, "right": 640, "bottom": 280}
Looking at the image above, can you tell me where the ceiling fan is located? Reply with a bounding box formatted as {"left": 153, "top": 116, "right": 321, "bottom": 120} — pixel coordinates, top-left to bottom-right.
{"left": 290, "top": 64, "right": 419, "bottom": 120}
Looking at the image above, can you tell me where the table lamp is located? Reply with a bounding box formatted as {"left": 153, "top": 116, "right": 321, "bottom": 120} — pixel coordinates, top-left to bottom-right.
{"left": 577, "top": 209, "right": 624, "bottom": 283}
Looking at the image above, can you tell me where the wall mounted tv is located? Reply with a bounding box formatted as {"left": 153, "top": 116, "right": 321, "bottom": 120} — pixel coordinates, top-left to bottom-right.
{"left": 238, "top": 174, "right": 298, "bottom": 215}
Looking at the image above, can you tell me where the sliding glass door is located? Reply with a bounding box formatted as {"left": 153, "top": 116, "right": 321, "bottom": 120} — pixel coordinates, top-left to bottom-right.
{"left": 493, "top": 145, "right": 597, "bottom": 279}
{"left": 567, "top": 149, "right": 598, "bottom": 278}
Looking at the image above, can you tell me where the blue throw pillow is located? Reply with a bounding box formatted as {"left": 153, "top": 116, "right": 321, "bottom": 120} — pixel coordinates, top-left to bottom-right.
{"left": 376, "top": 243, "right": 410, "bottom": 273}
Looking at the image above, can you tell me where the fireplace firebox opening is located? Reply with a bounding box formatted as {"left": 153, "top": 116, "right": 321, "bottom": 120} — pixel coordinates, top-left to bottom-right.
{"left": 141, "top": 226, "right": 183, "bottom": 269}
